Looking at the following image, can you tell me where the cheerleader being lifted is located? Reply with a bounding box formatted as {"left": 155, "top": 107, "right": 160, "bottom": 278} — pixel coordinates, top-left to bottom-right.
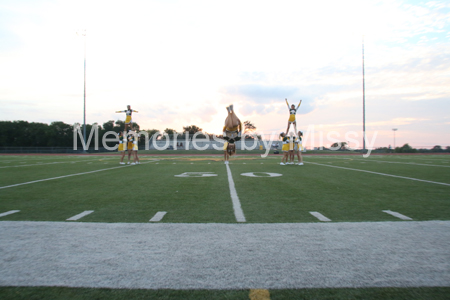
{"left": 285, "top": 98, "right": 301, "bottom": 136}
{"left": 223, "top": 104, "right": 242, "bottom": 164}
{"left": 116, "top": 105, "right": 138, "bottom": 131}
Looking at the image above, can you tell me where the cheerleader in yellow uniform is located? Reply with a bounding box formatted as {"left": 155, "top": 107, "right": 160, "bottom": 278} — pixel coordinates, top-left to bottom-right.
{"left": 223, "top": 141, "right": 236, "bottom": 164}
{"left": 223, "top": 105, "right": 242, "bottom": 141}
{"left": 132, "top": 131, "right": 140, "bottom": 165}
{"left": 126, "top": 130, "right": 138, "bottom": 165}
{"left": 118, "top": 131, "right": 127, "bottom": 164}
{"left": 287, "top": 133, "right": 296, "bottom": 165}
{"left": 223, "top": 104, "right": 242, "bottom": 164}
{"left": 116, "top": 105, "right": 138, "bottom": 130}
{"left": 294, "top": 131, "right": 304, "bottom": 165}
{"left": 279, "top": 132, "right": 291, "bottom": 165}
{"left": 285, "top": 98, "right": 302, "bottom": 135}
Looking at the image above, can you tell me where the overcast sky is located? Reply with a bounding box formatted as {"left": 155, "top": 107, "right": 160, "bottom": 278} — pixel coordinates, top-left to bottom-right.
{"left": 0, "top": 0, "right": 449, "bottom": 148}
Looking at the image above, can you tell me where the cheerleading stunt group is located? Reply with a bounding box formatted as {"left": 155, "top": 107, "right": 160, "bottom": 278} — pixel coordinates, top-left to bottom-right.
{"left": 115, "top": 99, "right": 304, "bottom": 166}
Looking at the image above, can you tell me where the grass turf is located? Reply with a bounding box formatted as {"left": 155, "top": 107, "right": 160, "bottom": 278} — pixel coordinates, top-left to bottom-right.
{"left": 0, "top": 154, "right": 449, "bottom": 223}
{"left": 1, "top": 287, "right": 449, "bottom": 300}
{"left": 1, "top": 154, "right": 449, "bottom": 299}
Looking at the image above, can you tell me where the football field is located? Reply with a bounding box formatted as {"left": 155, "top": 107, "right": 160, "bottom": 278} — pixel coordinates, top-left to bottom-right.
{"left": 0, "top": 153, "right": 449, "bottom": 299}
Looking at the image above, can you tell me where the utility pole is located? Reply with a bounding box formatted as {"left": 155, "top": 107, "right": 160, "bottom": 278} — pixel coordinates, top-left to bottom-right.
{"left": 362, "top": 36, "right": 366, "bottom": 152}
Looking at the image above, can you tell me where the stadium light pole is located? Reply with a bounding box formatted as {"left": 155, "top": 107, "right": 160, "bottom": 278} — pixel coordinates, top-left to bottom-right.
{"left": 83, "top": 30, "right": 87, "bottom": 150}
{"left": 77, "top": 30, "right": 87, "bottom": 151}
{"left": 392, "top": 128, "right": 398, "bottom": 149}
{"left": 362, "top": 36, "right": 366, "bottom": 152}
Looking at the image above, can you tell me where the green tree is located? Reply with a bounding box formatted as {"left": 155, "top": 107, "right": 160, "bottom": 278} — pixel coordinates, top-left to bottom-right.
{"left": 144, "top": 129, "right": 160, "bottom": 144}
{"left": 130, "top": 122, "right": 140, "bottom": 131}
{"left": 48, "top": 121, "right": 73, "bottom": 147}
{"left": 183, "top": 125, "right": 202, "bottom": 140}
{"left": 103, "top": 120, "right": 115, "bottom": 132}
{"left": 330, "top": 142, "right": 348, "bottom": 150}
{"left": 113, "top": 120, "right": 125, "bottom": 132}
{"left": 395, "top": 143, "right": 417, "bottom": 153}
{"left": 164, "top": 128, "right": 177, "bottom": 135}
{"left": 183, "top": 125, "right": 202, "bottom": 135}
{"left": 0, "top": 121, "right": 14, "bottom": 146}
{"left": 431, "top": 145, "right": 443, "bottom": 152}
{"left": 243, "top": 120, "right": 257, "bottom": 139}
{"left": 244, "top": 120, "right": 256, "bottom": 134}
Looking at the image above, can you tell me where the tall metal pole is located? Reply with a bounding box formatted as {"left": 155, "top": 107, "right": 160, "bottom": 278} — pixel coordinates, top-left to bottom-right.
{"left": 393, "top": 128, "right": 398, "bottom": 149}
{"left": 83, "top": 30, "right": 87, "bottom": 150}
{"left": 362, "top": 36, "right": 366, "bottom": 152}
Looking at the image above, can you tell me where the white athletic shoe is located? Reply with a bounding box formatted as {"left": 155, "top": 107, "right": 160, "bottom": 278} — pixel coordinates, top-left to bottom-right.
{"left": 131, "top": 162, "right": 136, "bottom": 165}
{"left": 119, "top": 162, "right": 125, "bottom": 165}
{"left": 280, "top": 162, "right": 285, "bottom": 165}
{"left": 127, "top": 162, "right": 130, "bottom": 165}
{"left": 298, "top": 162, "right": 304, "bottom": 165}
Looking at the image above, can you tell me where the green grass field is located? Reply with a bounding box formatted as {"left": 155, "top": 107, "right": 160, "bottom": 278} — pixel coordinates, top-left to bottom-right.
{"left": 1, "top": 153, "right": 449, "bottom": 299}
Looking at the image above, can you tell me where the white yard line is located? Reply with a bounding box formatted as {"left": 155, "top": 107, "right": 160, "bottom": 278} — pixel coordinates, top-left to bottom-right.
{"left": 226, "top": 164, "right": 246, "bottom": 222}
{"left": 0, "top": 158, "right": 117, "bottom": 169}
{"left": 67, "top": 211, "right": 94, "bottom": 221}
{"left": 0, "top": 210, "right": 20, "bottom": 218}
{"left": 309, "top": 211, "right": 331, "bottom": 222}
{"left": 149, "top": 211, "right": 167, "bottom": 222}
{"left": 330, "top": 157, "right": 450, "bottom": 168}
{"left": 394, "top": 156, "right": 450, "bottom": 162}
{"left": 306, "top": 161, "right": 450, "bottom": 186}
{"left": 0, "top": 160, "right": 159, "bottom": 190}
{"left": 0, "top": 162, "right": 60, "bottom": 169}
{"left": 382, "top": 210, "right": 413, "bottom": 220}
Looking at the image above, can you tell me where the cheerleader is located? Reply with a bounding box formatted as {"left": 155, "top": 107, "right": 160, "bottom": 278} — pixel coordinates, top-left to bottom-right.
{"left": 116, "top": 105, "right": 138, "bottom": 130}
{"left": 118, "top": 131, "right": 127, "bottom": 164}
{"left": 223, "top": 142, "right": 236, "bottom": 164}
{"left": 287, "top": 133, "right": 295, "bottom": 165}
{"left": 223, "top": 105, "right": 241, "bottom": 164}
{"left": 132, "top": 131, "right": 140, "bottom": 165}
{"left": 294, "top": 131, "right": 304, "bottom": 165}
{"left": 279, "top": 132, "right": 290, "bottom": 165}
{"left": 126, "top": 130, "right": 138, "bottom": 165}
{"left": 223, "top": 104, "right": 242, "bottom": 142}
{"left": 285, "top": 98, "right": 302, "bottom": 135}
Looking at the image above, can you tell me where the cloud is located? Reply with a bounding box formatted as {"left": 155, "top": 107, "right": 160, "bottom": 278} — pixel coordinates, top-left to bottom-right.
{"left": 392, "top": 117, "right": 429, "bottom": 125}
{"left": 323, "top": 117, "right": 429, "bottom": 128}
{"left": 1, "top": 0, "right": 449, "bottom": 147}
{"left": 219, "top": 84, "right": 320, "bottom": 116}
{"left": 220, "top": 85, "right": 298, "bottom": 103}
{"left": 240, "top": 103, "right": 278, "bottom": 116}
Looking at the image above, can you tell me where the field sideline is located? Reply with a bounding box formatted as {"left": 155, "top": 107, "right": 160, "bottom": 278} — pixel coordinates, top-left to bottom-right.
{"left": 0, "top": 153, "right": 449, "bottom": 299}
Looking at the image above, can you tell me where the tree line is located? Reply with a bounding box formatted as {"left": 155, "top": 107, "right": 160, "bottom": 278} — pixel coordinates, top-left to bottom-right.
{"left": 0, "top": 120, "right": 259, "bottom": 148}
{"left": 329, "top": 141, "right": 450, "bottom": 153}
